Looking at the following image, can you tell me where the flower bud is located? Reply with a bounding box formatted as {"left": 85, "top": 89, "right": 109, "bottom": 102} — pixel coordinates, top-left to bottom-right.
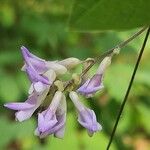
{"left": 58, "top": 58, "right": 81, "bottom": 69}
{"left": 97, "top": 56, "right": 111, "bottom": 74}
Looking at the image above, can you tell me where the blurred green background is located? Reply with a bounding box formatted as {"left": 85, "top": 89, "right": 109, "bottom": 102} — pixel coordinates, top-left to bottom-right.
{"left": 0, "top": 0, "right": 150, "bottom": 150}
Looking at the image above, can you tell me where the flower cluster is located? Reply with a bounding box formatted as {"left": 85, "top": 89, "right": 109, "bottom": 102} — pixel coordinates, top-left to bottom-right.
{"left": 4, "top": 46, "right": 112, "bottom": 138}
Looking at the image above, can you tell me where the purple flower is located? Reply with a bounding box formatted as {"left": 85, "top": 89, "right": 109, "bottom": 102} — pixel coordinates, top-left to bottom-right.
{"left": 21, "top": 46, "right": 47, "bottom": 74}
{"left": 4, "top": 90, "right": 49, "bottom": 121}
{"left": 69, "top": 91, "right": 102, "bottom": 136}
{"left": 77, "top": 56, "right": 112, "bottom": 97}
{"left": 26, "top": 65, "right": 50, "bottom": 85}
{"left": 4, "top": 69, "right": 56, "bottom": 121}
{"left": 28, "top": 68, "right": 56, "bottom": 94}
{"left": 35, "top": 92, "right": 66, "bottom": 139}
{"left": 77, "top": 74, "right": 104, "bottom": 97}
{"left": 21, "top": 46, "right": 67, "bottom": 75}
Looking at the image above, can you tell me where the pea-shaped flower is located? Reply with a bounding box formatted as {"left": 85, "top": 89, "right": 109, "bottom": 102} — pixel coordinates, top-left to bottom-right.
{"left": 35, "top": 91, "right": 66, "bottom": 139}
{"left": 77, "top": 56, "right": 112, "bottom": 97}
{"left": 4, "top": 69, "right": 56, "bottom": 121}
{"left": 69, "top": 91, "right": 102, "bottom": 136}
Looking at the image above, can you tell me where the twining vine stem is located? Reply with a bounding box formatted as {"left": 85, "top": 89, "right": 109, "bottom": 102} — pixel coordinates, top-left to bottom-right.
{"left": 106, "top": 27, "right": 150, "bottom": 150}
{"left": 64, "top": 26, "right": 148, "bottom": 91}
{"left": 81, "top": 26, "right": 147, "bottom": 77}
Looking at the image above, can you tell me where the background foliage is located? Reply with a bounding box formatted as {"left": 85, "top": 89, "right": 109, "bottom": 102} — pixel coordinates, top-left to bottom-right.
{"left": 69, "top": 0, "right": 150, "bottom": 31}
{"left": 0, "top": 0, "right": 150, "bottom": 150}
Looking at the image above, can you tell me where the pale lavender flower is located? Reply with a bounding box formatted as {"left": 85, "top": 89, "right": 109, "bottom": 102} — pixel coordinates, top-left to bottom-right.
{"left": 4, "top": 69, "right": 56, "bottom": 121}
{"left": 35, "top": 92, "right": 66, "bottom": 139}
{"left": 77, "top": 74, "right": 104, "bottom": 97}
{"left": 26, "top": 65, "right": 50, "bottom": 85}
{"left": 69, "top": 91, "right": 102, "bottom": 136}
{"left": 21, "top": 46, "right": 47, "bottom": 74}
{"left": 21, "top": 46, "right": 67, "bottom": 75}
{"left": 4, "top": 90, "right": 48, "bottom": 121}
{"left": 77, "top": 56, "right": 112, "bottom": 97}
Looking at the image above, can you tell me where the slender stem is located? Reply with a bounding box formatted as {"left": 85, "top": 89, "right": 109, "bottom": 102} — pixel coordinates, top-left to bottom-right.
{"left": 64, "top": 27, "right": 147, "bottom": 91}
{"left": 106, "top": 27, "right": 150, "bottom": 150}
{"left": 81, "top": 26, "right": 147, "bottom": 77}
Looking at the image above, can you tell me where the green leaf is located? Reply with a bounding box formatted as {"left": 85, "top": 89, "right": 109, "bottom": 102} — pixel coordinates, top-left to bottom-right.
{"left": 69, "top": 0, "right": 150, "bottom": 31}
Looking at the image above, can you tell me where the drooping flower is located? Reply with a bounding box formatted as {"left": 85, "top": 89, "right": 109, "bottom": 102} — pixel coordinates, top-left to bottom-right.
{"left": 77, "top": 56, "right": 112, "bottom": 97}
{"left": 37, "top": 91, "right": 62, "bottom": 133}
{"left": 4, "top": 90, "right": 48, "bottom": 122}
{"left": 4, "top": 69, "right": 56, "bottom": 121}
{"left": 69, "top": 91, "right": 102, "bottom": 136}
{"left": 77, "top": 74, "right": 104, "bottom": 97}
{"left": 35, "top": 92, "right": 66, "bottom": 139}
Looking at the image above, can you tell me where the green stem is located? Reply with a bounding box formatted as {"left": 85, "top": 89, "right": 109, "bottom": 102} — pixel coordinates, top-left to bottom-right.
{"left": 106, "top": 27, "right": 150, "bottom": 150}
{"left": 81, "top": 26, "right": 147, "bottom": 77}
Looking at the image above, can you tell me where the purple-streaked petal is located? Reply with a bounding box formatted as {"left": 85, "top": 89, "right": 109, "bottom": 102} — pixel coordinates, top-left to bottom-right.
{"left": 5, "top": 87, "right": 49, "bottom": 122}
{"left": 26, "top": 65, "right": 50, "bottom": 85}
{"left": 4, "top": 102, "right": 35, "bottom": 110}
{"left": 38, "top": 112, "right": 66, "bottom": 138}
{"left": 38, "top": 113, "right": 57, "bottom": 133}
{"left": 37, "top": 91, "right": 63, "bottom": 133}
{"left": 69, "top": 91, "right": 102, "bottom": 136}
{"left": 77, "top": 74, "right": 104, "bottom": 96}
{"left": 36, "top": 94, "right": 66, "bottom": 139}
{"left": 21, "top": 46, "right": 45, "bottom": 62}
{"left": 87, "top": 74, "right": 102, "bottom": 87}
{"left": 77, "top": 79, "right": 90, "bottom": 92}
{"left": 15, "top": 109, "right": 35, "bottom": 122}
{"left": 78, "top": 109, "right": 102, "bottom": 133}
{"left": 29, "top": 58, "right": 47, "bottom": 74}
{"left": 21, "top": 46, "right": 47, "bottom": 73}
{"left": 77, "top": 56, "right": 112, "bottom": 97}
{"left": 4, "top": 93, "right": 37, "bottom": 111}
{"left": 16, "top": 90, "right": 49, "bottom": 122}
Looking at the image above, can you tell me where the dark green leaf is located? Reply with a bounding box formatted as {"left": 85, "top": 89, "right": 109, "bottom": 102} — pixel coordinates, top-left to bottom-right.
{"left": 69, "top": 0, "right": 150, "bottom": 31}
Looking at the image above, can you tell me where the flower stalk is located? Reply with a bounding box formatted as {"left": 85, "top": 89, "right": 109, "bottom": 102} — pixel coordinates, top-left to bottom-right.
{"left": 106, "top": 27, "right": 150, "bottom": 150}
